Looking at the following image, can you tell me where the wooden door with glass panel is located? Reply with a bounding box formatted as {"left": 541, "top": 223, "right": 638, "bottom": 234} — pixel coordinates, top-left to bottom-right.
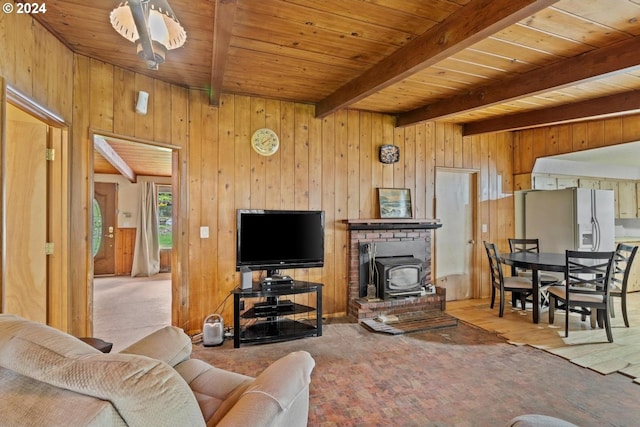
{"left": 93, "top": 182, "right": 117, "bottom": 275}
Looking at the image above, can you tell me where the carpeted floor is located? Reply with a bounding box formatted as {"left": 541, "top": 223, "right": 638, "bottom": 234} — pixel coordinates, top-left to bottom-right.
{"left": 93, "top": 273, "right": 172, "bottom": 352}
{"left": 192, "top": 319, "right": 640, "bottom": 427}
{"left": 94, "top": 277, "right": 640, "bottom": 425}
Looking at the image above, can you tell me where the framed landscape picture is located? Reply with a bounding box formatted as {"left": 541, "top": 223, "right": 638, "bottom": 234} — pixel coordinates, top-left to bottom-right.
{"left": 378, "top": 188, "right": 412, "bottom": 218}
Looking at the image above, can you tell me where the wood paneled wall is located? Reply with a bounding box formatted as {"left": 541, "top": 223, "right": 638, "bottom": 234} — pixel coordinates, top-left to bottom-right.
{"left": 184, "top": 94, "right": 514, "bottom": 329}
{"left": 0, "top": 9, "right": 73, "bottom": 121}
{"left": 462, "top": 132, "right": 515, "bottom": 297}
{"left": 1, "top": 7, "right": 515, "bottom": 335}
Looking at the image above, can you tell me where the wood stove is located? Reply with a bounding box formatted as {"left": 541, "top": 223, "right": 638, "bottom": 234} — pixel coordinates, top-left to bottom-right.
{"left": 375, "top": 256, "right": 424, "bottom": 299}
{"left": 346, "top": 218, "right": 443, "bottom": 320}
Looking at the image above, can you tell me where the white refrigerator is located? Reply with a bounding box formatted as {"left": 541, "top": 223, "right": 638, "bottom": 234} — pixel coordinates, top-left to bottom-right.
{"left": 515, "top": 188, "right": 615, "bottom": 253}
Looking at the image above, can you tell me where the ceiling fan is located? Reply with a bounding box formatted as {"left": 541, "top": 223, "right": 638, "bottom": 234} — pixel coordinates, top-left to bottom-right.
{"left": 110, "top": 0, "right": 187, "bottom": 70}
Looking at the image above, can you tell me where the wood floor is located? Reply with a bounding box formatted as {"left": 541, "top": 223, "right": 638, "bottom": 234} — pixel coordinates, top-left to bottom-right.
{"left": 447, "top": 292, "right": 640, "bottom": 384}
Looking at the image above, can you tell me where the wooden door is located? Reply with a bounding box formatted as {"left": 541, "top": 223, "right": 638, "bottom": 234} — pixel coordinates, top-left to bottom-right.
{"left": 93, "top": 182, "right": 117, "bottom": 275}
{"left": 4, "top": 119, "right": 48, "bottom": 322}
{"left": 434, "top": 169, "right": 477, "bottom": 301}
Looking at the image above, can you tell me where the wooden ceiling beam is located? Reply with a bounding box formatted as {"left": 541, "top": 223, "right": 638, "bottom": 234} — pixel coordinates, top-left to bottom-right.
{"left": 209, "top": 0, "right": 238, "bottom": 106}
{"left": 314, "top": 0, "right": 559, "bottom": 118}
{"left": 94, "top": 136, "right": 137, "bottom": 183}
{"left": 398, "top": 35, "right": 640, "bottom": 127}
{"left": 463, "top": 90, "right": 640, "bottom": 136}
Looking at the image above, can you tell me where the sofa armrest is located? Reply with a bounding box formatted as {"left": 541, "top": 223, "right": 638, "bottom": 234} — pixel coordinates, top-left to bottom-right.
{"left": 216, "top": 350, "right": 315, "bottom": 427}
{"left": 119, "top": 325, "right": 192, "bottom": 367}
{"left": 175, "top": 358, "right": 254, "bottom": 423}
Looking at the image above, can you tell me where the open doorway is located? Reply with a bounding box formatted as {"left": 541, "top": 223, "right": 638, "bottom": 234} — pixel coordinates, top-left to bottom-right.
{"left": 91, "top": 133, "right": 177, "bottom": 350}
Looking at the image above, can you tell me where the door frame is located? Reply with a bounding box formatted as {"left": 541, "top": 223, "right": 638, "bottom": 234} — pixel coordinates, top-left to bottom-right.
{"left": 2, "top": 84, "right": 70, "bottom": 330}
{"left": 89, "top": 130, "right": 183, "bottom": 331}
{"left": 434, "top": 167, "right": 481, "bottom": 300}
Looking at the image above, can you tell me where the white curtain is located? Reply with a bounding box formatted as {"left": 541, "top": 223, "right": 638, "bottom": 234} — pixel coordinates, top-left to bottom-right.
{"left": 131, "top": 182, "right": 160, "bottom": 277}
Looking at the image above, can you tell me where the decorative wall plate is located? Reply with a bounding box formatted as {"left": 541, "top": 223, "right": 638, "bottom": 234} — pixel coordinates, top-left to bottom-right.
{"left": 251, "top": 128, "right": 279, "bottom": 156}
{"left": 379, "top": 144, "right": 400, "bottom": 164}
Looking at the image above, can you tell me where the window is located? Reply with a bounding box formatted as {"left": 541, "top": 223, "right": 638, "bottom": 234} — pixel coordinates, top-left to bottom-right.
{"left": 92, "top": 198, "right": 103, "bottom": 256}
{"left": 157, "top": 185, "right": 172, "bottom": 248}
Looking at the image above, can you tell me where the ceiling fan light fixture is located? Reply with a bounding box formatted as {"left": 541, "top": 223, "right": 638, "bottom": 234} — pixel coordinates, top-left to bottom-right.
{"left": 136, "top": 40, "right": 166, "bottom": 70}
{"left": 110, "top": 0, "right": 186, "bottom": 69}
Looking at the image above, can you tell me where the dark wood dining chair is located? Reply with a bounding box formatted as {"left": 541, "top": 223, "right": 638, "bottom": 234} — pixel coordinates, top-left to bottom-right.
{"left": 610, "top": 243, "right": 638, "bottom": 327}
{"left": 508, "top": 238, "right": 560, "bottom": 306}
{"left": 508, "top": 238, "right": 561, "bottom": 282}
{"left": 484, "top": 241, "right": 533, "bottom": 317}
{"left": 548, "top": 250, "right": 615, "bottom": 343}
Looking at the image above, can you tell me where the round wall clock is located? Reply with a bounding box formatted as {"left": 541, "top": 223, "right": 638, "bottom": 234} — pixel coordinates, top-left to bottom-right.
{"left": 251, "top": 128, "right": 279, "bottom": 156}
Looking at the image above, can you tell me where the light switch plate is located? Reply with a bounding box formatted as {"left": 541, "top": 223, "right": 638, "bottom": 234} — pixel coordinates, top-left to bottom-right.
{"left": 200, "top": 226, "right": 209, "bottom": 238}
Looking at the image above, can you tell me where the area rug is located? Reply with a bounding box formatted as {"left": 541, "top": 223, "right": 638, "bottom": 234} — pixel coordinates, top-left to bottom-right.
{"left": 191, "top": 320, "right": 640, "bottom": 426}
{"left": 360, "top": 310, "right": 458, "bottom": 334}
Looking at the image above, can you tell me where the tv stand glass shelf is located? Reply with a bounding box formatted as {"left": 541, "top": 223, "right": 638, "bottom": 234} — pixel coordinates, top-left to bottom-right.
{"left": 233, "top": 280, "right": 323, "bottom": 348}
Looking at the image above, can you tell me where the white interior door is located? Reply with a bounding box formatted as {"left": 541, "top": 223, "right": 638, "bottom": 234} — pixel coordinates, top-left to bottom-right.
{"left": 435, "top": 169, "right": 476, "bottom": 301}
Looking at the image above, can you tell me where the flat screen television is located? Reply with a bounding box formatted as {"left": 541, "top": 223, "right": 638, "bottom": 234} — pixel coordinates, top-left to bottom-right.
{"left": 236, "top": 209, "right": 325, "bottom": 275}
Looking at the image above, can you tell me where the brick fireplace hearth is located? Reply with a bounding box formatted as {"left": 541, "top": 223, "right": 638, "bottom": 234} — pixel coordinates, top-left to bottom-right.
{"left": 346, "top": 219, "right": 443, "bottom": 320}
{"left": 347, "top": 219, "right": 446, "bottom": 320}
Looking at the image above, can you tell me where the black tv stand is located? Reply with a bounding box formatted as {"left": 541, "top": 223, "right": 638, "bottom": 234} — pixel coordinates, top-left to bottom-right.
{"left": 233, "top": 280, "right": 323, "bottom": 348}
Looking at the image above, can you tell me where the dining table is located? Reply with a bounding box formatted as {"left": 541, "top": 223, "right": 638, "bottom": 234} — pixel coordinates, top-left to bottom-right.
{"left": 500, "top": 252, "right": 566, "bottom": 324}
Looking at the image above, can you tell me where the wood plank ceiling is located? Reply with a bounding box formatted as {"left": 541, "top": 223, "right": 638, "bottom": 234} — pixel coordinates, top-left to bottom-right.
{"left": 93, "top": 135, "right": 172, "bottom": 180}
{"left": 21, "top": 0, "right": 640, "bottom": 177}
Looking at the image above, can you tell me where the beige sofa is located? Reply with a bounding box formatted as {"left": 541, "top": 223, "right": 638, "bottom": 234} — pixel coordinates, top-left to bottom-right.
{"left": 0, "top": 314, "right": 315, "bottom": 426}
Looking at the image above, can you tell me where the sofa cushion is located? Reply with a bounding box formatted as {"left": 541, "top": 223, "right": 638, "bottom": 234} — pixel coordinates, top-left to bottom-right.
{"left": 119, "top": 325, "right": 192, "bottom": 367}
{"left": 0, "top": 366, "right": 125, "bottom": 427}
